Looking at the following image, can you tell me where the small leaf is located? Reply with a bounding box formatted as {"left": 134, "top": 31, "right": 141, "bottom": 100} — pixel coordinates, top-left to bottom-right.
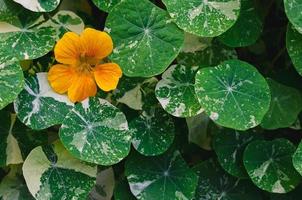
{"left": 213, "top": 128, "right": 262, "bottom": 178}
{"left": 14, "top": 73, "right": 74, "bottom": 130}
{"left": 195, "top": 59, "right": 271, "bottom": 130}
{"left": 23, "top": 141, "right": 97, "bottom": 200}
{"left": 286, "top": 24, "right": 302, "bottom": 76}
{"left": 243, "top": 139, "right": 301, "bottom": 193}
{"left": 0, "top": 61, "right": 24, "bottom": 109}
{"left": 125, "top": 151, "right": 198, "bottom": 200}
{"left": 193, "top": 159, "right": 262, "bottom": 200}
{"left": 155, "top": 64, "right": 203, "bottom": 117}
{"left": 59, "top": 97, "right": 131, "bottom": 166}
{"left": 13, "top": 0, "right": 60, "bottom": 12}
{"left": 105, "top": 0, "right": 184, "bottom": 77}
{"left": 218, "top": 0, "right": 263, "bottom": 47}
{"left": 261, "top": 78, "right": 302, "bottom": 130}
{"left": 162, "top": 0, "right": 241, "bottom": 37}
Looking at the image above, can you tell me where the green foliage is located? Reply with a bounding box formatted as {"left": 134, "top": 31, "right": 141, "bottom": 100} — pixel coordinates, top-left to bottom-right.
{"left": 1, "top": 0, "right": 302, "bottom": 199}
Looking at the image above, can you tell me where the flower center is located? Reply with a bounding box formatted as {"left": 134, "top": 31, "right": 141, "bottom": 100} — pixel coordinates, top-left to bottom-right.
{"left": 76, "top": 53, "right": 94, "bottom": 74}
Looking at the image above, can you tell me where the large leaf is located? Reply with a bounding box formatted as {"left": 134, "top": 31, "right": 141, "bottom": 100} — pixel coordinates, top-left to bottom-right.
{"left": 177, "top": 39, "right": 237, "bottom": 68}
{"left": 59, "top": 97, "right": 131, "bottom": 166}
{"left": 0, "top": 61, "right": 24, "bottom": 109}
{"left": 261, "top": 78, "right": 302, "bottom": 129}
{"left": 129, "top": 105, "right": 175, "bottom": 156}
{"left": 213, "top": 128, "right": 262, "bottom": 178}
{"left": 293, "top": 140, "right": 302, "bottom": 176}
{"left": 218, "top": 0, "right": 263, "bottom": 47}
{"left": 193, "top": 159, "right": 262, "bottom": 200}
{"left": 162, "top": 0, "right": 241, "bottom": 37}
{"left": 286, "top": 24, "right": 302, "bottom": 76}
{"left": 13, "top": 0, "right": 60, "bottom": 12}
{"left": 0, "top": 111, "right": 47, "bottom": 167}
{"left": 243, "top": 139, "right": 301, "bottom": 193}
{"left": 0, "top": 0, "right": 56, "bottom": 61}
{"left": 105, "top": 0, "right": 184, "bottom": 77}
{"left": 195, "top": 59, "right": 271, "bottom": 130}
{"left": 155, "top": 64, "right": 203, "bottom": 117}
{"left": 125, "top": 151, "right": 198, "bottom": 200}
{"left": 92, "top": 0, "right": 120, "bottom": 12}
{"left": 23, "top": 141, "right": 97, "bottom": 200}
{"left": 14, "top": 73, "right": 74, "bottom": 130}
{"left": 284, "top": 0, "right": 302, "bottom": 33}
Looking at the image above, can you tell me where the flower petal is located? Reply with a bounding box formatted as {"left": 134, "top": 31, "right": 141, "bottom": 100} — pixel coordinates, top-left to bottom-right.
{"left": 48, "top": 64, "right": 75, "bottom": 94}
{"left": 93, "top": 63, "right": 122, "bottom": 91}
{"left": 68, "top": 73, "right": 97, "bottom": 102}
{"left": 54, "top": 32, "right": 82, "bottom": 65}
{"left": 80, "top": 28, "right": 113, "bottom": 62}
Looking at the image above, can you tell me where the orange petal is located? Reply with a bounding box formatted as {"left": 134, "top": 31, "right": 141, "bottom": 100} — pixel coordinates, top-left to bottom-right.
{"left": 54, "top": 32, "right": 82, "bottom": 65}
{"left": 93, "top": 63, "right": 122, "bottom": 91}
{"left": 80, "top": 28, "right": 113, "bottom": 62}
{"left": 48, "top": 64, "right": 75, "bottom": 94}
{"left": 68, "top": 72, "right": 97, "bottom": 103}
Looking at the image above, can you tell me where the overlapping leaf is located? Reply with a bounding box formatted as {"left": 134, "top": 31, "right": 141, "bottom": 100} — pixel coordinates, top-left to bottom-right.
{"left": 13, "top": 0, "right": 60, "bottom": 12}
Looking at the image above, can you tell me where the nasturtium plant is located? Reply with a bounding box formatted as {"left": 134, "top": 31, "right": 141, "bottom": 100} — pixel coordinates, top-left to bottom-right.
{"left": 195, "top": 59, "right": 271, "bottom": 130}
{"left": 1, "top": 0, "right": 302, "bottom": 199}
{"left": 243, "top": 139, "right": 301, "bottom": 193}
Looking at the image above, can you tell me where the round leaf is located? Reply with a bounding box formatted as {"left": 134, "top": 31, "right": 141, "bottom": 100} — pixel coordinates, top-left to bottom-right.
{"left": 23, "top": 141, "right": 97, "bottom": 200}
{"left": 13, "top": 0, "right": 60, "bottom": 12}
{"left": 0, "top": 61, "right": 24, "bottom": 109}
{"left": 129, "top": 106, "right": 175, "bottom": 156}
{"left": 293, "top": 140, "right": 302, "bottom": 176}
{"left": 162, "top": 0, "right": 241, "bottom": 37}
{"left": 213, "top": 128, "right": 262, "bottom": 178}
{"left": 284, "top": 0, "right": 302, "bottom": 33}
{"left": 243, "top": 139, "right": 301, "bottom": 193}
{"left": 261, "top": 78, "right": 302, "bottom": 130}
{"left": 106, "top": 0, "right": 184, "bottom": 77}
{"left": 155, "top": 64, "right": 203, "bottom": 117}
{"left": 14, "top": 73, "right": 74, "bottom": 130}
{"left": 59, "top": 97, "right": 131, "bottom": 166}
{"left": 92, "top": 0, "right": 120, "bottom": 12}
{"left": 218, "top": 0, "right": 263, "bottom": 47}
{"left": 286, "top": 24, "right": 302, "bottom": 76}
{"left": 195, "top": 59, "right": 271, "bottom": 130}
{"left": 125, "top": 151, "right": 198, "bottom": 200}
{"left": 193, "top": 159, "right": 261, "bottom": 200}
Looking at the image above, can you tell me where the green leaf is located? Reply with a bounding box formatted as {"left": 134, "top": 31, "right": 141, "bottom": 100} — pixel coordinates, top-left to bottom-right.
{"left": 92, "top": 0, "right": 120, "bottom": 12}
{"left": 218, "top": 0, "right": 263, "bottom": 47}
{"left": 0, "top": 111, "right": 47, "bottom": 167}
{"left": 284, "top": 0, "right": 302, "bottom": 33}
{"left": 0, "top": 61, "right": 24, "bottom": 110}
{"left": 195, "top": 59, "right": 271, "bottom": 130}
{"left": 193, "top": 159, "right": 262, "bottom": 200}
{"left": 213, "top": 128, "right": 262, "bottom": 178}
{"left": 23, "top": 141, "right": 97, "bottom": 200}
{"left": 293, "top": 140, "right": 302, "bottom": 176}
{"left": 42, "top": 10, "right": 84, "bottom": 39}
{"left": 88, "top": 167, "right": 115, "bottom": 200}
{"left": 162, "top": 0, "right": 241, "bottom": 37}
{"left": 125, "top": 151, "right": 198, "bottom": 200}
{"left": 0, "top": 166, "right": 34, "bottom": 200}
{"left": 105, "top": 0, "right": 184, "bottom": 77}
{"left": 14, "top": 73, "right": 74, "bottom": 130}
{"left": 286, "top": 24, "right": 302, "bottom": 76}
{"left": 180, "top": 32, "right": 212, "bottom": 53}
{"left": 114, "top": 179, "right": 136, "bottom": 200}
{"left": 13, "top": 0, "right": 60, "bottom": 12}
{"left": 177, "top": 39, "right": 237, "bottom": 67}
{"left": 271, "top": 184, "right": 302, "bottom": 200}
{"left": 59, "top": 97, "right": 131, "bottom": 166}
{"left": 129, "top": 105, "right": 175, "bottom": 156}
{"left": 0, "top": 1, "right": 56, "bottom": 60}
{"left": 155, "top": 64, "right": 203, "bottom": 117}
{"left": 261, "top": 78, "right": 302, "bottom": 130}
{"left": 243, "top": 139, "right": 301, "bottom": 193}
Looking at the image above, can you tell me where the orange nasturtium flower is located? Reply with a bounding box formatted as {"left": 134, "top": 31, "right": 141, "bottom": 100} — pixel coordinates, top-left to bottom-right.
{"left": 48, "top": 28, "right": 122, "bottom": 102}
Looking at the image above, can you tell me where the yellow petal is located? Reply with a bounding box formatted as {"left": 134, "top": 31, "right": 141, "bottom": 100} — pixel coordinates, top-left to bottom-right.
{"left": 48, "top": 64, "right": 75, "bottom": 94}
{"left": 80, "top": 28, "right": 113, "bottom": 62}
{"left": 68, "top": 72, "right": 97, "bottom": 102}
{"left": 93, "top": 63, "right": 122, "bottom": 91}
{"left": 54, "top": 32, "right": 82, "bottom": 65}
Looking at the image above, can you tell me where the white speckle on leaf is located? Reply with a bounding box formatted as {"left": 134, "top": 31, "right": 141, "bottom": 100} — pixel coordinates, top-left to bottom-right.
{"left": 210, "top": 112, "right": 219, "bottom": 120}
